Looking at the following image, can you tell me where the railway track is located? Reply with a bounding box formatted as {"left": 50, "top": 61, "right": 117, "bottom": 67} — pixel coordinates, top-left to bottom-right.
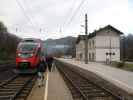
{"left": 0, "top": 63, "right": 17, "bottom": 84}
{"left": 0, "top": 63, "right": 15, "bottom": 72}
{"left": 0, "top": 74, "right": 36, "bottom": 100}
{"left": 56, "top": 62, "right": 122, "bottom": 100}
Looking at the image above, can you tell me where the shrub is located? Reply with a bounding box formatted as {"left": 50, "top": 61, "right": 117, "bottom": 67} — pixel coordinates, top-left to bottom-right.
{"left": 117, "top": 62, "right": 125, "bottom": 68}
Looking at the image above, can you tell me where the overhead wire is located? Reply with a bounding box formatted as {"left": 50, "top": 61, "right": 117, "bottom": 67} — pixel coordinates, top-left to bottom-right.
{"left": 16, "top": 0, "right": 86, "bottom": 34}
{"left": 65, "top": 0, "right": 86, "bottom": 28}
{"left": 22, "top": 0, "right": 39, "bottom": 26}
{"left": 15, "top": 0, "right": 36, "bottom": 29}
{"left": 62, "top": 0, "right": 77, "bottom": 28}
{"left": 22, "top": 0, "right": 45, "bottom": 33}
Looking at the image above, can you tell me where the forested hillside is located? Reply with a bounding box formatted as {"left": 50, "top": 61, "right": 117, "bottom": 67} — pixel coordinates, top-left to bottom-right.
{"left": 44, "top": 36, "right": 76, "bottom": 57}
{"left": 121, "top": 34, "right": 133, "bottom": 61}
{"left": 0, "top": 22, "right": 20, "bottom": 60}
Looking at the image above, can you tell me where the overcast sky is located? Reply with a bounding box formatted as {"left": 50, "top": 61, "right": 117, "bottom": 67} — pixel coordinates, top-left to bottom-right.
{"left": 0, "top": 0, "right": 133, "bottom": 40}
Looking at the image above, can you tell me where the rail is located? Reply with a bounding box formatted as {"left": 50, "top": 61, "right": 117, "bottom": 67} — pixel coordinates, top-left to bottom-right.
{"left": 0, "top": 75, "right": 35, "bottom": 100}
{"left": 55, "top": 61, "right": 124, "bottom": 100}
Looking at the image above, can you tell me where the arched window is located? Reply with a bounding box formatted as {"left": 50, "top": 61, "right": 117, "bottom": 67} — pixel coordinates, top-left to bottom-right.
{"left": 89, "top": 53, "right": 91, "bottom": 61}
{"left": 89, "top": 41, "right": 91, "bottom": 48}
{"left": 92, "top": 40, "right": 95, "bottom": 48}
{"left": 80, "top": 53, "right": 82, "bottom": 60}
{"left": 92, "top": 53, "right": 95, "bottom": 61}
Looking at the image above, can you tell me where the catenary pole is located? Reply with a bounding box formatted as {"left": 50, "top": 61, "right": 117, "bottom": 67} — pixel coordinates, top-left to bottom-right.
{"left": 84, "top": 14, "right": 88, "bottom": 64}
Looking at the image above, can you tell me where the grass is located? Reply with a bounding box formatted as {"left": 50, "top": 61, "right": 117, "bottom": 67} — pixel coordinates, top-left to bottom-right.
{"left": 123, "top": 63, "right": 133, "bottom": 71}
{"left": 111, "top": 61, "right": 133, "bottom": 72}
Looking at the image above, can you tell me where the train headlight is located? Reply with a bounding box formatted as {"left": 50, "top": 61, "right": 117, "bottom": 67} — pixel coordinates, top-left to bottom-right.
{"left": 17, "top": 53, "right": 33, "bottom": 58}
{"left": 29, "top": 53, "right": 33, "bottom": 57}
{"left": 18, "top": 53, "right": 21, "bottom": 57}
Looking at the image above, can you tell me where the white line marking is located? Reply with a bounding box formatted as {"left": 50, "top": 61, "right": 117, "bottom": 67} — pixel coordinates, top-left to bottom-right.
{"left": 44, "top": 71, "right": 49, "bottom": 100}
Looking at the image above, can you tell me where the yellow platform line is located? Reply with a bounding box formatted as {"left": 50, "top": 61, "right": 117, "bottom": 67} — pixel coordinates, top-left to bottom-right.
{"left": 44, "top": 70, "right": 49, "bottom": 100}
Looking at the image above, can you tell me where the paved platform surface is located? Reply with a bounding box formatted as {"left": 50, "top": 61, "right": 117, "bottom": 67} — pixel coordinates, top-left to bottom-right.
{"left": 27, "top": 72, "right": 47, "bottom": 100}
{"left": 27, "top": 64, "right": 73, "bottom": 100}
{"left": 57, "top": 58, "right": 133, "bottom": 95}
{"left": 47, "top": 66, "right": 73, "bottom": 100}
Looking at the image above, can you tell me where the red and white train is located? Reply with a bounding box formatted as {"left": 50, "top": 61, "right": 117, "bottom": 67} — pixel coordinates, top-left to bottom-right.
{"left": 15, "top": 38, "right": 44, "bottom": 74}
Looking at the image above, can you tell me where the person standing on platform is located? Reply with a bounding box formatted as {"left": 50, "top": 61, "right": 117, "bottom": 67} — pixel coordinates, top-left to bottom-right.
{"left": 37, "top": 57, "right": 47, "bottom": 87}
{"left": 46, "top": 56, "right": 53, "bottom": 72}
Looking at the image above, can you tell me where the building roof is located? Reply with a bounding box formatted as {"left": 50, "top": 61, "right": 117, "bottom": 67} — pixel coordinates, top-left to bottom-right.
{"left": 76, "top": 35, "right": 85, "bottom": 44}
{"left": 76, "top": 25, "right": 124, "bottom": 44}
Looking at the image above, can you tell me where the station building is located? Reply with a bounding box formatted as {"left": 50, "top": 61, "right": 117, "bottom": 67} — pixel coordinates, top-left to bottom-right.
{"left": 76, "top": 25, "right": 123, "bottom": 62}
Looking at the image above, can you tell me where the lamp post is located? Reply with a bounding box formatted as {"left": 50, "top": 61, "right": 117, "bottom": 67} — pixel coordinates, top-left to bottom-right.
{"left": 108, "top": 30, "right": 116, "bottom": 64}
{"left": 105, "top": 30, "right": 112, "bottom": 64}
{"left": 109, "top": 32, "right": 112, "bottom": 64}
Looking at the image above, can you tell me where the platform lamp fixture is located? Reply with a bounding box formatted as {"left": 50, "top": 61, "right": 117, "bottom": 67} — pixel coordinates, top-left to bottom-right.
{"left": 106, "top": 29, "right": 116, "bottom": 64}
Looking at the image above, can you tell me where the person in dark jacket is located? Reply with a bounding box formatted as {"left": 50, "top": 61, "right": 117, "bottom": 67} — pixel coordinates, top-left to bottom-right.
{"left": 37, "top": 59, "right": 47, "bottom": 87}
{"left": 46, "top": 56, "right": 53, "bottom": 72}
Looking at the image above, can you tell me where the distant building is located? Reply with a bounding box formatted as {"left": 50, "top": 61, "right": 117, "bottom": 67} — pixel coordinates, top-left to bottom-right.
{"left": 76, "top": 25, "right": 123, "bottom": 62}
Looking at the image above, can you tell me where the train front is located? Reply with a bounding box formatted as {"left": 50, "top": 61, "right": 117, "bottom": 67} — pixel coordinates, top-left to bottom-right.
{"left": 15, "top": 42, "right": 40, "bottom": 74}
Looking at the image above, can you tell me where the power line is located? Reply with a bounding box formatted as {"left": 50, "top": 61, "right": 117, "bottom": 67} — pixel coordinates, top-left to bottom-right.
{"left": 65, "top": 0, "right": 86, "bottom": 28}
{"left": 15, "top": 0, "right": 36, "bottom": 29}
{"left": 62, "top": 0, "right": 76, "bottom": 28}
{"left": 22, "top": 0, "right": 45, "bottom": 33}
{"left": 22, "top": 0, "right": 39, "bottom": 26}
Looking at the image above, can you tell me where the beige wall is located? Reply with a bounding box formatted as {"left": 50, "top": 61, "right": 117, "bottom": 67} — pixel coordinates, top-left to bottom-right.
{"left": 96, "top": 49, "right": 120, "bottom": 62}
{"left": 94, "top": 29, "right": 120, "bottom": 62}
{"left": 76, "top": 28, "right": 121, "bottom": 62}
{"left": 76, "top": 40, "right": 85, "bottom": 61}
{"left": 95, "top": 36, "right": 120, "bottom": 48}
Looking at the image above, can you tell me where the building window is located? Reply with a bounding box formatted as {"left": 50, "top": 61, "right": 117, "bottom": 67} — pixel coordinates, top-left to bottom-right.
{"left": 92, "top": 40, "right": 95, "bottom": 48}
{"left": 89, "top": 53, "right": 91, "bottom": 61}
{"left": 89, "top": 41, "right": 91, "bottom": 48}
{"left": 80, "top": 53, "right": 82, "bottom": 60}
{"left": 92, "top": 53, "right": 95, "bottom": 61}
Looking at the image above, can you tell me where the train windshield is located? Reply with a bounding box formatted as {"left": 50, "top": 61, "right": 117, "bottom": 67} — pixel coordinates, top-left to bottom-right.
{"left": 18, "top": 43, "right": 38, "bottom": 51}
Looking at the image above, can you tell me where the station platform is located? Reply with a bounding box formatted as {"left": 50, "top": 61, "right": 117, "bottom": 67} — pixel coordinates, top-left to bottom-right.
{"left": 27, "top": 65, "right": 73, "bottom": 100}
{"left": 47, "top": 66, "right": 73, "bottom": 100}
{"left": 57, "top": 58, "right": 133, "bottom": 97}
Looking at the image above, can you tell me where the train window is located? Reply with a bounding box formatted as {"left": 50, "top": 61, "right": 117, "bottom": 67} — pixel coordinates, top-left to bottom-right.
{"left": 18, "top": 44, "right": 37, "bottom": 51}
{"left": 40, "top": 51, "right": 44, "bottom": 56}
{"left": 36, "top": 47, "right": 41, "bottom": 56}
{"left": 24, "top": 40, "right": 35, "bottom": 42}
